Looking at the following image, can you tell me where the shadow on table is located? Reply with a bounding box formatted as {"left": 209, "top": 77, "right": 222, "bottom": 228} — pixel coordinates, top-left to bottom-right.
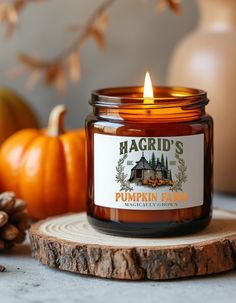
{"left": 8, "top": 243, "right": 31, "bottom": 256}
{"left": 47, "top": 265, "right": 236, "bottom": 284}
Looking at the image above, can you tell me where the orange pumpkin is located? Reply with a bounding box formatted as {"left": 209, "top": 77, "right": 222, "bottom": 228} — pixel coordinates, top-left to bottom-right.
{"left": 0, "top": 105, "right": 86, "bottom": 219}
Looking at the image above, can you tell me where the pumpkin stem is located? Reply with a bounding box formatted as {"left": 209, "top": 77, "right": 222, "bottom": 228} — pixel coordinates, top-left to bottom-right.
{"left": 47, "top": 105, "right": 67, "bottom": 136}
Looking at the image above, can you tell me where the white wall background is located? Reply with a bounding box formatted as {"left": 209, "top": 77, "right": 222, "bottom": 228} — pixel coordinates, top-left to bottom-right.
{"left": 0, "top": 0, "right": 198, "bottom": 128}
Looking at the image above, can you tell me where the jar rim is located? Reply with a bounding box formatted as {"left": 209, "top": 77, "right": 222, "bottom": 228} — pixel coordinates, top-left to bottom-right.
{"left": 91, "top": 86, "right": 208, "bottom": 109}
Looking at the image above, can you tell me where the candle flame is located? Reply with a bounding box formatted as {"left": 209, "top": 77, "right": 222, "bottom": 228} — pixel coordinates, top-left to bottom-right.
{"left": 143, "top": 71, "right": 154, "bottom": 104}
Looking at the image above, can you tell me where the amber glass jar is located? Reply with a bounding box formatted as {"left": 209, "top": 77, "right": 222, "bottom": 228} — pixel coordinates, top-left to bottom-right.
{"left": 86, "top": 86, "right": 213, "bottom": 237}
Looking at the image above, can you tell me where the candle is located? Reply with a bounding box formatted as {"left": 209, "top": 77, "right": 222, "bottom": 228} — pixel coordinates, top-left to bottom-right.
{"left": 86, "top": 74, "right": 213, "bottom": 237}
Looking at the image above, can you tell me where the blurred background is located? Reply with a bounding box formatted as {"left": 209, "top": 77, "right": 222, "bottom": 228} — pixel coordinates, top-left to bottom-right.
{"left": 0, "top": 0, "right": 198, "bottom": 128}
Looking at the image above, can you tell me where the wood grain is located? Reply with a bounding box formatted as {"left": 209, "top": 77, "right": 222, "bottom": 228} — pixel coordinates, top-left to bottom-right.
{"left": 29, "top": 209, "right": 236, "bottom": 280}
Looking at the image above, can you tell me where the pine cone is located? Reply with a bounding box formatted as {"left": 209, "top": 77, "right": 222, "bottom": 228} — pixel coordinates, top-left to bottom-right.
{"left": 0, "top": 192, "right": 29, "bottom": 251}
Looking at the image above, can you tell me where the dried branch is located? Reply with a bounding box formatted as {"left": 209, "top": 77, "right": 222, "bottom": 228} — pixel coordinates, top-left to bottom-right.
{"left": 6, "top": 0, "right": 181, "bottom": 93}
{"left": 10, "top": 0, "right": 114, "bottom": 93}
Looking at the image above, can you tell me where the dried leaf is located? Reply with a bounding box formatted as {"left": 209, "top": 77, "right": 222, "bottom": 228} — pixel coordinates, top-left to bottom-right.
{"left": 18, "top": 53, "right": 44, "bottom": 68}
{"left": 44, "top": 64, "right": 62, "bottom": 85}
{"left": 26, "top": 70, "right": 41, "bottom": 90}
{"left": 6, "top": 6, "right": 18, "bottom": 24}
{"left": 55, "top": 69, "right": 67, "bottom": 94}
{"left": 167, "top": 0, "right": 181, "bottom": 13}
{"left": 0, "top": 3, "right": 18, "bottom": 37}
{"left": 0, "top": 5, "right": 7, "bottom": 20}
{"left": 7, "top": 65, "right": 26, "bottom": 78}
{"left": 14, "top": 0, "right": 27, "bottom": 11}
{"left": 156, "top": 0, "right": 181, "bottom": 14}
{"left": 89, "top": 27, "right": 105, "bottom": 49}
{"left": 156, "top": 0, "right": 167, "bottom": 13}
{"left": 68, "top": 52, "right": 81, "bottom": 83}
{"left": 0, "top": 0, "right": 44, "bottom": 38}
{"left": 96, "top": 12, "right": 108, "bottom": 31}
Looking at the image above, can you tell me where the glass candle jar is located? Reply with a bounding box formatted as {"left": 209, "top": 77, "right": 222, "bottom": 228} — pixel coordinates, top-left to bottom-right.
{"left": 86, "top": 86, "right": 213, "bottom": 237}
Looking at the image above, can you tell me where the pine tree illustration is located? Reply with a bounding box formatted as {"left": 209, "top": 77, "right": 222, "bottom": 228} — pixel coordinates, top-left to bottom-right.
{"left": 165, "top": 156, "right": 169, "bottom": 170}
{"left": 150, "top": 152, "right": 156, "bottom": 169}
{"left": 161, "top": 154, "right": 165, "bottom": 167}
{"left": 156, "top": 156, "right": 160, "bottom": 164}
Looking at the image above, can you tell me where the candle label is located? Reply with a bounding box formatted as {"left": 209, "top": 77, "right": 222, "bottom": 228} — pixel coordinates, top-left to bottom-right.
{"left": 94, "top": 134, "right": 204, "bottom": 210}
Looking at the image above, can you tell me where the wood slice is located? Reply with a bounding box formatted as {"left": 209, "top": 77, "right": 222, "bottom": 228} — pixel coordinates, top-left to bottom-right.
{"left": 29, "top": 209, "right": 236, "bottom": 281}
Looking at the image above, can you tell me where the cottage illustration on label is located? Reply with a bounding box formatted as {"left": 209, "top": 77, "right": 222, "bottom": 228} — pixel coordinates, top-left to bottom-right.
{"left": 129, "top": 152, "right": 174, "bottom": 188}
{"left": 115, "top": 137, "right": 189, "bottom": 207}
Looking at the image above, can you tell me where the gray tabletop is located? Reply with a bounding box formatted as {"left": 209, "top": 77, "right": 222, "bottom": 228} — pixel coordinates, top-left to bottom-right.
{"left": 1, "top": 193, "right": 236, "bottom": 303}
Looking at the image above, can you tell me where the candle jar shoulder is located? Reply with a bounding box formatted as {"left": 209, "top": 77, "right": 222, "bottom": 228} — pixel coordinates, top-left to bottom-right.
{"left": 86, "top": 112, "right": 213, "bottom": 136}
{"left": 86, "top": 87, "right": 213, "bottom": 237}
